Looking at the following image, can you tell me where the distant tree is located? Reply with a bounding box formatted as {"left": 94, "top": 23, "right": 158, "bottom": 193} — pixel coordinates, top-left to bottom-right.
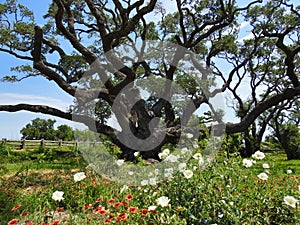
{"left": 20, "top": 118, "right": 56, "bottom": 140}
{"left": 56, "top": 124, "right": 74, "bottom": 141}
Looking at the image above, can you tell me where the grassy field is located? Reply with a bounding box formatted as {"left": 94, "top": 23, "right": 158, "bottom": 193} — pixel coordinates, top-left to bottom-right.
{"left": 0, "top": 144, "right": 299, "bottom": 225}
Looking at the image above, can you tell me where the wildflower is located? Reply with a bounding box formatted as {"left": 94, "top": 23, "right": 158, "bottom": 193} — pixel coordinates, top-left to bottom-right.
{"left": 149, "top": 178, "right": 157, "bottom": 186}
{"left": 178, "top": 162, "right": 187, "bottom": 172}
{"left": 108, "top": 198, "right": 115, "bottom": 204}
{"left": 121, "top": 201, "right": 129, "bottom": 207}
{"left": 95, "top": 197, "right": 103, "bottom": 203}
{"left": 156, "top": 196, "right": 170, "bottom": 207}
{"left": 11, "top": 205, "right": 21, "bottom": 211}
{"left": 158, "top": 148, "right": 170, "bottom": 159}
{"left": 104, "top": 218, "right": 112, "bottom": 224}
{"left": 126, "top": 194, "right": 133, "bottom": 200}
{"left": 20, "top": 212, "right": 29, "bottom": 216}
{"left": 193, "top": 142, "right": 199, "bottom": 148}
{"left": 252, "top": 151, "right": 265, "bottom": 160}
{"left": 284, "top": 196, "right": 299, "bottom": 208}
{"left": 257, "top": 172, "right": 268, "bottom": 181}
{"left": 186, "top": 133, "right": 193, "bottom": 139}
{"left": 165, "top": 154, "right": 178, "bottom": 162}
{"left": 116, "top": 213, "right": 128, "bottom": 222}
{"left": 181, "top": 147, "right": 188, "bottom": 154}
{"left": 262, "top": 163, "right": 270, "bottom": 169}
{"left": 134, "top": 151, "right": 140, "bottom": 157}
{"left": 183, "top": 170, "right": 193, "bottom": 179}
{"left": 55, "top": 207, "right": 64, "bottom": 212}
{"left": 113, "top": 202, "right": 122, "bottom": 208}
{"left": 116, "top": 159, "right": 125, "bottom": 166}
{"left": 52, "top": 220, "right": 60, "bottom": 225}
{"left": 140, "top": 209, "right": 148, "bottom": 216}
{"left": 73, "top": 172, "right": 86, "bottom": 182}
{"left": 128, "top": 207, "right": 138, "bottom": 213}
{"left": 287, "top": 169, "right": 293, "bottom": 174}
{"left": 148, "top": 205, "right": 157, "bottom": 211}
{"left": 84, "top": 204, "right": 93, "bottom": 209}
{"left": 52, "top": 191, "right": 64, "bottom": 202}
{"left": 242, "top": 159, "right": 253, "bottom": 168}
{"left": 8, "top": 219, "right": 18, "bottom": 225}
{"left": 193, "top": 153, "right": 202, "bottom": 160}
{"left": 141, "top": 180, "right": 149, "bottom": 186}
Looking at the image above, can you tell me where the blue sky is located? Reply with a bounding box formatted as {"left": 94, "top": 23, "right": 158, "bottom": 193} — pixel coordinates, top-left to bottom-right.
{"left": 0, "top": 0, "right": 292, "bottom": 139}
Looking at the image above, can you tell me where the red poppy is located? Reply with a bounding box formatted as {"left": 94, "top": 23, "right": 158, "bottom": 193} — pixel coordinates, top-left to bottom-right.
{"left": 121, "top": 201, "right": 129, "bottom": 207}
{"left": 113, "top": 202, "right": 122, "bottom": 208}
{"left": 20, "top": 211, "right": 29, "bottom": 216}
{"left": 11, "top": 205, "right": 21, "bottom": 211}
{"left": 116, "top": 213, "right": 128, "bottom": 222}
{"left": 84, "top": 204, "right": 93, "bottom": 209}
{"left": 140, "top": 209, "right": 148, "bottom": 216}
{"left": 93, "top": 206, "right": 103, "bottom": 214}
{"left": 95, "top": 198, "right": 103, "bottom": 203}
{"left": 55, "top": 207, "right": 64, "bottom": 212}
{"left": 27, "top": 222, "right": 33, "bottom": 225}
{"left": 128, "top": 206, "right": 138, "bottom": 213}
{"left": 126, "top": 194, "right": 133, "bottom": 200}
{"left": 104, "top": 217, "right": 112, "bottom": 224}
{"left": 8, "top": 219, "right": 18, "bottom": 225}
{"left": 108, "top": 198, "right": 115, "bottom": 204}
{"left": 52, "top": 220, "right": 60, "bottom": 225}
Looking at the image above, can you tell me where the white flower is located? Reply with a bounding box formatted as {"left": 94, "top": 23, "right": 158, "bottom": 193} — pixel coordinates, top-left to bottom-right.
{"left": 162, "top": 148, "right": 170, "bottom": 155}
{"left": 165, "top": 154, "right": 178, "bottom": 163}
{"left": 120, "top": 185, "right": 128, "bottom": 193}
{"left": 73, "top": 172, "right": 86, "bottom": 182}
{"left": 284, "top": 196, "right": 299, "bottom": 208}
{"left": 116, "top": 159, "right": 124, "bottom": 166}
{"left": 134, "top": 151, "right": 140, "bottom": 157}
{"left": 165, "top": 168, "right": 173, "bottom": 174}
{"left": 287, "top": 169, "right": 293, "bottom": 174}
{"left": 192, "top": 143, "right": 199, "bottom": 148}
{"left": 218, "top": 213, "right": 224, "bottom": 218}
{"left": 149, "top": 178, "right": 157, "bottom": 186}
{"left": 156, "top": 196, "right": 170, "bottom": 207}
{"left": 257, "top": 172, "right": 268, "bottom": 181}
{"left": 148, "top": 205, "right": 157, "bottom": 211}
{"left": 229, "top": 201, "right": 234, "bottom": 206}
{"left": 181, "top": 147, "right": 188, "bottom": 154}
{"left": 183, "top": 170, "right": 193, "bottom": 179}
{"left": 186, "top": 133, "right": 193, "bottom": 139}
{"left": 141, "top": 180, "right": 149, "bottom": 186}
{"left": 262, "top": 163, "right": 270, "bottom": 169}
{"left": 242, "top": 159, "right": 253, "bottom": 168}
{"left": 252, "top": 151, "right": 265, "bottom": 160}
{"left": 52, "top": 191, "right": 64, "bottom": 202}
{"left": 178, "top": 163, "right": 187, "bottom": 172}
{"left": 164, "top": 172, "right": 173, "bottom": 179}
{"left": 193, "top": 153, "right": 203, "bottom": 160}
{"left": 128, "top": 171, "right": 134, "bottom": 176}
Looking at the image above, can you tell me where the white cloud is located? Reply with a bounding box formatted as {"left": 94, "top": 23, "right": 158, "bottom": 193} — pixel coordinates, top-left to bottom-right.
{"left": 0, "top": 93, "right": 71, "bottom": 111}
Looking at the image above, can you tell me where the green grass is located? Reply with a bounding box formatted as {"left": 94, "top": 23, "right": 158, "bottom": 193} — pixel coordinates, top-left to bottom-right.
{"left": 0, "top": 146, "right": 299, "bottom": 225}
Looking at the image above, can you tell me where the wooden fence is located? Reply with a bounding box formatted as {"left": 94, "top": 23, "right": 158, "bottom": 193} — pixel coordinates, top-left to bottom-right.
{"left": 0, "top": 138, "right": 102, "bottom": 150}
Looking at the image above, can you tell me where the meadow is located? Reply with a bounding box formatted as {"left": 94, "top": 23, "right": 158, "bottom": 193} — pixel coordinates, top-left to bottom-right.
{"left": 0, "top": 143, "right": 299, "bottom": 225}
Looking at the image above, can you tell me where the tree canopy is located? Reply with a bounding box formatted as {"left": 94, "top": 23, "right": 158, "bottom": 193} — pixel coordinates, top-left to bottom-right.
{"left": 0, "top": 0, "right": 299, "bottom": 158}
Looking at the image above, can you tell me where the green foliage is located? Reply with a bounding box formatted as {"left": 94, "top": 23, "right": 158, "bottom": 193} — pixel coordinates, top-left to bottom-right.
{"left": 20, "top": 118, "right": 57, "bottom": 140}
{"left": 20, "top": 118, "right": 75, "bottom": 141}
{"left": 222, "top": 133, "right": 244, "bottom": 156}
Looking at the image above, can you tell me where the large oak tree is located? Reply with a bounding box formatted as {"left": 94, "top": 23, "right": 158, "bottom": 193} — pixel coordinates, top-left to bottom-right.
{"left": 0, "top": 0, "right": 299, "bottom": 158}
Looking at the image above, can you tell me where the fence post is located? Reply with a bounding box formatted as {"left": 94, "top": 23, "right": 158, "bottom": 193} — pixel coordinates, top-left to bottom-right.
{"left": 1, "top": 138, "right": 7, "bottom": 146}
{"left": 40, "top": 139, "right": 44, "bottom": 147}
{"left": 58, "top": 139, "right": 62, "bottom": 147}
{"left": 20, "top": 139, "right": 26, "bottom": 150}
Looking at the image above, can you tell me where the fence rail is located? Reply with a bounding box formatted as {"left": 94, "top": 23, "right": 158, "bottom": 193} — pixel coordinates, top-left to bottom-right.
{"left": 1, "top": 138, "right": 101, "bottom": 150}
